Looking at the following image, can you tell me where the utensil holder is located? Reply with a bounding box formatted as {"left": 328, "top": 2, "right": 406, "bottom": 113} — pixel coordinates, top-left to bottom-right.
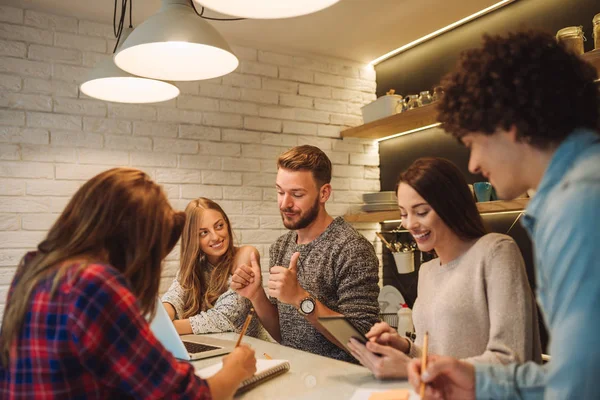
{"left": 393, "top": 251, "right": 415, "bottom": 274}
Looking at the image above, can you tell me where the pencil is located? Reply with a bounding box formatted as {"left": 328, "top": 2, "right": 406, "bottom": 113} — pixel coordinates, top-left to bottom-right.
{"left": 419, "top": 331, "right": 429, "bottom": 399}
{"left": 235, "top": 308, "right": 254, "bottom": 347}
{"left": 263, "top": 352, "right": 273, "bottom": 360}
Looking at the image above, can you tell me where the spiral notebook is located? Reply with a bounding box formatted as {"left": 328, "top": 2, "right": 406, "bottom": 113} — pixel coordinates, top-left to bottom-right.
{"left": 195, "top": 359, "right": 290, "bottom": 394}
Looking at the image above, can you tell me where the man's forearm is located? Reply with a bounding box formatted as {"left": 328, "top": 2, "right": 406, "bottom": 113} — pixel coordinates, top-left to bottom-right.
{"left": 296, "top": 294, "right": 346, "bottom": 351}
{"left": 250, "top": 290, "right": 281, "bottom": 342}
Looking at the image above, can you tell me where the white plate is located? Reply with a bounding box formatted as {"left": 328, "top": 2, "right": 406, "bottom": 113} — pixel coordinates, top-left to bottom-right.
{"left": 361, "top": 203, "right": 400, "bottom": 212}
{"left": 378, "top": 285, "right": 405, "bottom": 313}
{"left": 362, "top": 191, "right": 397, "bottom": 204}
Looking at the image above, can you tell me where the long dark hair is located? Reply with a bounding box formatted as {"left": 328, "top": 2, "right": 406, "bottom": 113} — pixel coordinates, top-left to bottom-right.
{"left": 398, "top": 157, "right": 486, "bottom": 240}
{"left": 0, "top": 168, "right": 185, "bottom": 366}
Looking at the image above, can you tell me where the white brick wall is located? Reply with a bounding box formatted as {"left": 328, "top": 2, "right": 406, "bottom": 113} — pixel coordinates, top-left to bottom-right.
{"left": 0, "top": 6, "right": 383, "bottom": 316}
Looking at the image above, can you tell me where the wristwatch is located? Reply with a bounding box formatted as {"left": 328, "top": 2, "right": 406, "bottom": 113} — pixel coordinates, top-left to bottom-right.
{"left": 298, "top": 295, "right": 316, "bottom": 316}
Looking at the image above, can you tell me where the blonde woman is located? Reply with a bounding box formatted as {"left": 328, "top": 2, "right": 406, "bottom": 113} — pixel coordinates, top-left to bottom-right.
{"left": 0, "top": 168, "right": 256, "bottom": 399}
{"left": 162, "top": 198, "right": 266, "bottom": 339}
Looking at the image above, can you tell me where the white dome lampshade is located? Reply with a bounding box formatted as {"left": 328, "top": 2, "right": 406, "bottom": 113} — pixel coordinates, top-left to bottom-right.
{"left": 80, "top": 28, "right": 180, "bottom": 103}
{"left": 80, "top": 60, "right": 180, "bottom": 103}
{"left": 193, "top": 0, "right": 341, "bottom": 19}
{"left": 114, "top": 0, "right": 239, "bottom": 81}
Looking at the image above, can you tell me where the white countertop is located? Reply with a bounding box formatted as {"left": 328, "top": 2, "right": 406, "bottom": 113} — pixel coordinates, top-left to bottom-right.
{"left": 187, "top": 332, "right": 413, "bottom": 400}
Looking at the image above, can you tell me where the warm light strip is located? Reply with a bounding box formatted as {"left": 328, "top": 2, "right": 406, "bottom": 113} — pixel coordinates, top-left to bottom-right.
{"left": 377, "top": 123, "right": 441, "bottom": 142}
{"left": 480, "top": 210, "right": 525, "bottom": 216}
{"left": 383, "top": 209, "right": 523, "bottom": 224}
{"left": 368, "top": 0, "right": 515, "bottom": 66}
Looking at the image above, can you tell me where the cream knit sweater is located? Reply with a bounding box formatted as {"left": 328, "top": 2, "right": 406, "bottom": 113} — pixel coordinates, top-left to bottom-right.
{"left": 408, "top": 233, "right": 542, "bottom": 364}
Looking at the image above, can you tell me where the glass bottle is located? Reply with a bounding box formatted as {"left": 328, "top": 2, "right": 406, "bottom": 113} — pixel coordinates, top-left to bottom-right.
{"left": 556, "top": 26, "right": 585, "bottom": 55}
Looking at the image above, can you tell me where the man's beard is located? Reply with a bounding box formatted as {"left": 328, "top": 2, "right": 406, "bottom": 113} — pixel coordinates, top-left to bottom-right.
{"left": 280, "top": 198, "right": 320, "bottom": 230}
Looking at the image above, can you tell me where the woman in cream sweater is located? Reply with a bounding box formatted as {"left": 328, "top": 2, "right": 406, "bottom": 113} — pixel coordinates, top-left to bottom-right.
{"left": 348, "top": 157, "right": 541, "bottom": 379}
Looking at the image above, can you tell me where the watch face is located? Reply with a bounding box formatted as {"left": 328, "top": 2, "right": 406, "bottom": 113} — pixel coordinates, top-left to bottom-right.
{"left": 301, "top": 298, "right": 315, "bottom": 314}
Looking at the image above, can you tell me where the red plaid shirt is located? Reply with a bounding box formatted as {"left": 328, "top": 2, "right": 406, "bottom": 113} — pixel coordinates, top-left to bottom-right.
{"left": 0, "top": 254, "right": 212, "bottom": 399}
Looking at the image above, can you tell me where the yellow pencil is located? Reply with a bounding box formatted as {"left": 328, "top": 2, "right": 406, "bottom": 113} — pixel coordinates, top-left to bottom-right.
{"left": 235, "top": 308, "right": 254, "bottom": 348}
{"left": 420, "top": 331, "right": 429, "bottom": 399}
{"left": 263, "top": 352, "right": 273, "bottom": 360}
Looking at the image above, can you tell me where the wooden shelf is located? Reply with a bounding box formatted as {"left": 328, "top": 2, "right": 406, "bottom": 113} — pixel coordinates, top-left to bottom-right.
{"left": 344, "top": 198, "right": 529, "bottom": 223}
{"left": 341, "top": 49, "right": 600, "bottom": 141}
{"left": 340, "top": 103, "right": 438, "bottom": 140}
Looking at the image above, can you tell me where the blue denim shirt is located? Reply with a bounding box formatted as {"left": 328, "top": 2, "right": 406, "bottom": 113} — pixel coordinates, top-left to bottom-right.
{"left": 475, "top": 129, "right": 600, "bottom": 399}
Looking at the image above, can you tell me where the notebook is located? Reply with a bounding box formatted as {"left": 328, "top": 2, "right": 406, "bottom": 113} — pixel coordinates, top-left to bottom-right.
{"left": 149, "top": 301, "right": 233, "bottom": 361}
{"left": 196, "top": 359, "right": 290, "bottom": 394}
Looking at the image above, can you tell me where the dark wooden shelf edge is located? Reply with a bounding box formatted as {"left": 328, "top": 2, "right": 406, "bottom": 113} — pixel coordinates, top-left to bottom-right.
{"left": 340, "top": 103, "right": 438, "bottom": 139}
{"left": 344, "top": 198, "right": 529, "bottom": 223}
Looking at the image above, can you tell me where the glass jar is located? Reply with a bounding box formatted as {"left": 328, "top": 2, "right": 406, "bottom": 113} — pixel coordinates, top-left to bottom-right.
{"left": 406, "top": 94, "right": 419, "bottom": 110}
{"left": 432, "top": 86, "right": 444, "bottom": 102}
{"left": 556, "top": 26, "right": 585, "bottom": 55}
{"left": 418, "top": 91, "right": 433, "bottom": 106}
{"left": 594, "top": 13, "right": 600, "bottom": 50}
{"left": 395, "top": 96, "right": 407, "bottom": 114}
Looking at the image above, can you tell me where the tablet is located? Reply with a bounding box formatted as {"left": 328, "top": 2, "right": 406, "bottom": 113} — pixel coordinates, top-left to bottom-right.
{"left": 318, "top": 316, "right": 371, "bottom": 356}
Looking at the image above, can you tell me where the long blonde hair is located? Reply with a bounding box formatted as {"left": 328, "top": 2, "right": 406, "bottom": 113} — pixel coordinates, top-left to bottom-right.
{"left": 0, "top": 168, "right": 185, "bottom": 366}
{"left": 179, "top": 198, "right": 235, "bottom": 317}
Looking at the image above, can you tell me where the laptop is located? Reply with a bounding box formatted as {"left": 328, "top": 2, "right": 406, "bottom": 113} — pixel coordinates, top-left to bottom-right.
{"left": 149, "top": 301, "right": 234, "bottom": 361}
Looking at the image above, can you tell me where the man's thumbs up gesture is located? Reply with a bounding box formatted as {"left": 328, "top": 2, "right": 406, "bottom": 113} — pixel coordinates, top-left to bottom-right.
{"left": 268, "top": 252, "right": 307, "bottom": 307}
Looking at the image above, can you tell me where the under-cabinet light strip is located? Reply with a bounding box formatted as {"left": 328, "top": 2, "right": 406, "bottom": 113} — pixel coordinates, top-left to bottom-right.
{"left": 368, "top": 0, "right": 515, "bottom": 66}
{"left": 377, "top": 122, "right": 441, "bottom": 142}
{"left": 382, "top": 210, "right": 524, "bottom": 223}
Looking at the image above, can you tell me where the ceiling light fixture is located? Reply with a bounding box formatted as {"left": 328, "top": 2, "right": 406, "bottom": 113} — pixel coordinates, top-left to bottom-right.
{"left": 115, "top": 0, "right": 238, "bottom": 81}
{"left": 80, "top": 28, "right": 180, "bottom": 103}
{"left": 193, "top": 0, "right": 341, "bottom": 19}
{"left": 369, "top": 0, "right": 515, "bottom": 66}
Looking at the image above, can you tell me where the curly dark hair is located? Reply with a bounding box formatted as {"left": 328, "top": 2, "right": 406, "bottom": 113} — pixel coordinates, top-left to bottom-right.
{"left": 437, "top": 30, "right": 599, "bottom": 148}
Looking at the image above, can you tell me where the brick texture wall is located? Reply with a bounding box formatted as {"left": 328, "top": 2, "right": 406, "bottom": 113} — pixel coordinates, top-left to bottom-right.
{"left": 0, "top": 5, "right": 382, "bottom": 319}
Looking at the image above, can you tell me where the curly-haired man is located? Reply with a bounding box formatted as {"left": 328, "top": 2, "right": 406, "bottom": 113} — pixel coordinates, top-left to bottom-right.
{"left": 407, "top": 31, "right": 600, "bottom": 399}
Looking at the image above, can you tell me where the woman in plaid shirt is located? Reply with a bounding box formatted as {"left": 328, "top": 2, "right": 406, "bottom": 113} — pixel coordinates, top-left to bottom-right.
{"left": 0, "top": 168, "right": 256, "bottom": 399}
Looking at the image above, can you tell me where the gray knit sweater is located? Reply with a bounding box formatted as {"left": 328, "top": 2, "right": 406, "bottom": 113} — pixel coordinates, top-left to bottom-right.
{"left": 409, "top": 233, "right": 542, "bottom": 364}
{"left": 269, "top": 216, "right": 380, "bottom": 363}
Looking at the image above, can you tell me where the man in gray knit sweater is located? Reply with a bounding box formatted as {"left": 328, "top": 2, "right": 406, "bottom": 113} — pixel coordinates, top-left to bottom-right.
{"left": 231, "top": 145, "right": 380, "bottom": 362}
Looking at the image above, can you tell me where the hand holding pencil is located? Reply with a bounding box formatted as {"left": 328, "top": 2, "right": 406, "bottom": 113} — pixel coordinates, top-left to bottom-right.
{"left": 406, "top": 340, "right": 476, "bottom": 400}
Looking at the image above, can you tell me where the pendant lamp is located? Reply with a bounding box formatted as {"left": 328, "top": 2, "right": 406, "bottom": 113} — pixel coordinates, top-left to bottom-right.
{"left": 114, "top": 0, "right": 238, "bottom": 81}
{"left": 193, "top": 0, "right": 341, "bottom": 19}
{"left": 80, "top": 28, "right": 180, "bottom": 103}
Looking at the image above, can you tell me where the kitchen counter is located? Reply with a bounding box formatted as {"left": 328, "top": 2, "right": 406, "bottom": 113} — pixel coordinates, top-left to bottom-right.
{"left": 187, "top": 332, "right": 413, "bottom": 399}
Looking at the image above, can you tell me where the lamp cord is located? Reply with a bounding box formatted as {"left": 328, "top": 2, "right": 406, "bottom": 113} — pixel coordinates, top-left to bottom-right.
{"left": 189, "top": 0, "right": 246, "bottom": 21}
{"left": 112, "top": 0, "right": 244, "bottom": 54}
{"left": 112, "top": 0, "right": 128, "bottom": 53}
